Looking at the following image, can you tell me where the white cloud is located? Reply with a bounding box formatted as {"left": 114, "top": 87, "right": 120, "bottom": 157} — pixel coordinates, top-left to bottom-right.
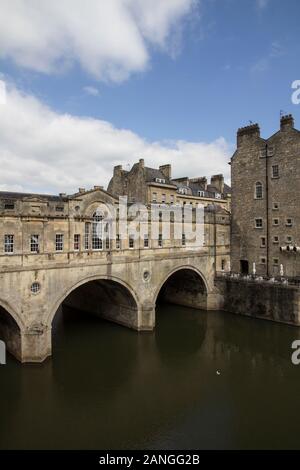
{"left": 0, "top": 83, "right": 231, "bottom": 195}
{"left": 83, "top": 86, "right": 100, "bottom": 97}
{"left": 0, "top": 0, "right": 196, "bottom": 82}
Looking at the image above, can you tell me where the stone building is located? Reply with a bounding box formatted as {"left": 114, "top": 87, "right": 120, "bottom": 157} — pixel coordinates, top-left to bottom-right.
{"left": 231, "top": 114, "right": 300, "bottom": 277}
{"left": 0, "top": 184, "right": 230, "bottom": 361}
{"left": 107, "top": 158, "right": 231, "bottom": 210}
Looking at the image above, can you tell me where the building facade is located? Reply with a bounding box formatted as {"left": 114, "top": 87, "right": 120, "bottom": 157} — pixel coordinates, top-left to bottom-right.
{"left": 108, "top": 158, "right": 231, "bottom": 210}
{"left": 231, "top": 114, "right": 300, "bottom": 277}
{"left": 0, "top": 185, "right": 230, "bottom": 361}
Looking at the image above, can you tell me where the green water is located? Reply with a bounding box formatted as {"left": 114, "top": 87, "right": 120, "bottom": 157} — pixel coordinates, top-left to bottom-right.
{"left": 1, "top": 305, "right": 300, "bottom": 449}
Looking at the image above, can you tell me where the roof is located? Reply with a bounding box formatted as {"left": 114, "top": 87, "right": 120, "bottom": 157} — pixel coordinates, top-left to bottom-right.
{"left": 0, "top": 191, "right": 66, "bottom": 202}
{"left": 144, "top": 167, "right": 171, "bottom": 183}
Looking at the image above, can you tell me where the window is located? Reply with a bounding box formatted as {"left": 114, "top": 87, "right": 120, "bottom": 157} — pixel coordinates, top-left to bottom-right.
{"left": 260, "top": 257, "right": 266, "bottom": 264}
{"left": 4, "top": 234, "right": 14, "bottom": 253}
{"left": 152, "top": 192, "right": 157, "bottom": 202}
{"left": 182, "top": 233, "right": 186, "bottom": 246}
{"left": 116, "top": 234, "right": 121, "bottom": 249}
{"left": 129, "top": 235, "right": 134, "bottom": 249}
{"left": 30, "top": 235, "right": 39, "bottom": 253}
{"left": 286, "top": 236, "right": 293, "bottom": 244}
{"left": 286, "top": 218, "right": 293, "bottom": 227}
{"left": 179, "top": 187, "right": 188, "bottom": 195}
{"left": 273, "top": 202, "right": 279, "bottom": 210}
{"left": 92, "top": 212, "right": 103, "bottom": 250}
{"left": 260, "top": 237, "right": 266, "bottom": 247}
{"left": 155, "top": 178, "right": 166, "bottom": 184}
{"left": 273, "top": 218, "right": 279, "bottom": 226}
{"left": 260, "top": 148, "right": 267, "bottom": 158}
{"left": 144, "top": 234, "right": 149, "bottom": 248}
{"left": 105, "top": 237, "right": 110, "bottom": 250}
{"left": 221, "top": 259, "right": 226, "bottom": 271}
{"left": 273, "top": 236, "right": 279, "bottom": 244}
{"left": 74, "top": 234, "right": 80, "bottom": 251}
{"left": 161, "top": 194, "right": 166, "bottom": 203}
{"left": 170, "top": 195, "right": 174, "bottom": 203}
{"left": 158, "top": 233, "right": 163, "bottom": 247}
{"left": 214, "top": 192, "right": 222, "bottom": 199}
{"left": 4, "top": 201, "right": 15, "bottom": 210}
{"left": 198, "top": 191, "right": 205, "bottom": 197}
{"left": 55, "top": 234, "right": 64, "bottom": 251}
{"left": 255, "top": 218, "right": 263, "bottom": 228}
{"left": 31, "top": 282, "right": 40, "bottom": 294}
{"left": 273, "top": 258, "right": 279, "bottom": 265}
{"left": 84, "top": 222, "right": 90, "bottom": 250}
{"left": 272, "top": 165, "right": 279, "bottom": 178}
{"left": 56, "top": 205, "right": 64, "bottom": 212}
{"left": 255, "top": 182, "right": 263, "bottom": 199}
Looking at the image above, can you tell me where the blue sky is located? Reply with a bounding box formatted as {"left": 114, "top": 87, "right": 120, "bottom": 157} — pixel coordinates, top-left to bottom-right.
{"left": 0, "top": 0, "right": 299, "bottom": 193}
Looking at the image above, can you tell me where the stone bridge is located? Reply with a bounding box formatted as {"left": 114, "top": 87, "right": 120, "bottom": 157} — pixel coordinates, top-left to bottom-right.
{"left": 0, "top": 248, "right": 225, "bottom": 363}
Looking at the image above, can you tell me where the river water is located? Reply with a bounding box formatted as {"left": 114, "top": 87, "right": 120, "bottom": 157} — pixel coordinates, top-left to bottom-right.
{"left": 1, "top": 304, "right": 300, "bottom": 450}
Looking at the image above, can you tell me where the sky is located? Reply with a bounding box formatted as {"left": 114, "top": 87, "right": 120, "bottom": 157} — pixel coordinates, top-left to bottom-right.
{"left": 0, "top": 0, "right": 299, "bottom": 194}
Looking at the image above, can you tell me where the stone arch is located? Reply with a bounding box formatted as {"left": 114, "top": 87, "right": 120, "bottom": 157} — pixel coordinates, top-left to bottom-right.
{"left": 47, "top": 274, "right": 141, "bottom": 331}
{"left": 154, "top": 265, "right": 208, "bottom": 310}
{"left": 0, "top": 300, "right": 23, "bottom": 361}
{"left": 0, "top": 299, "right": 24, "bottom": 330}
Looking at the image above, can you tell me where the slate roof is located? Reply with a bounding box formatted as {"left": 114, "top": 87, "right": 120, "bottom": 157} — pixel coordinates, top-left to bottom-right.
{"left": 144, "top": 167, "right": 172, "bottom": 184}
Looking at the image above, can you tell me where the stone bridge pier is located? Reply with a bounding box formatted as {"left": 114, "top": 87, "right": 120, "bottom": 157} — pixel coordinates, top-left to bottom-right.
{"left": 0, "top": 253, "right": 224, "bottom": 363}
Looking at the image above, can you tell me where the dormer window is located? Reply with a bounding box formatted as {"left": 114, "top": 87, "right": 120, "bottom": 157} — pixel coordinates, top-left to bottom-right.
{"left": 155, "top": 178, "right": 166, "bottom": 184}
{"left": 56, "top": 205, "right": 64, "bottom": 212}
{"left": 198, "top": 191, "right": 205, "bottom": 197}
{"left": 214, "top": 192, "right": 221, "bottom": 199}
{"left": 179, "top": 187, "right": 188, "bottom": 195}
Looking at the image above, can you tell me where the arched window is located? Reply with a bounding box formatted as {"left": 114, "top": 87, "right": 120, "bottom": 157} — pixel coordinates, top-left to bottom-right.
{"left": 255, "top": 182, "right": 263, "bottom": 199}
{"left": 92, "top": 211, "right": 103, "bottom": 250}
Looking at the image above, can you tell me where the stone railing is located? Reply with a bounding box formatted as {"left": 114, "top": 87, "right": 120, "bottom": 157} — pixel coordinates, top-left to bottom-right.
{"left": 215, "top": 271, "right": 300, "bottom": 287}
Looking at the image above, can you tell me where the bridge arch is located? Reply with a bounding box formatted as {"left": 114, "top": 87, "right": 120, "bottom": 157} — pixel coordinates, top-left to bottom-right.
{"left": 48, "top": 274, "right": 141, "bottom": 332}
{"left": 0, "top": 299, "right": 25, "bottom": 330}
{"left": 155, "top": 265, "right": 208, "bottom": 310}
{"left": 0, "top": 300, "right": 24, "bottom": 361}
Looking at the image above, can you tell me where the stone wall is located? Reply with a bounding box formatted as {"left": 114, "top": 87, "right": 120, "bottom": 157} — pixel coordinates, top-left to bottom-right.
{"left": 231, "top": 115, "right": 300, "bottom": 277}
{"left": 216, "top": 277, "right": 300, "bottom": 326}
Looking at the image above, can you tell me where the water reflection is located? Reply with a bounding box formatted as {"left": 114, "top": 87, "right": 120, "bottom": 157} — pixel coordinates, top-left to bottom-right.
{"left": 1, "top": 305, "right": 300, "bottom": 449}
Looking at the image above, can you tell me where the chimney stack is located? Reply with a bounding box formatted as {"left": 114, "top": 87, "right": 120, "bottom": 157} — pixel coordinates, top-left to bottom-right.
{"left": 237, "top": 123, "right": 260, "bottom": 147}
{"left": 113, "top": 165, "right": 123, "bottom": 176}
{"left": 210, "top": 174, "right": 224, "bottom": 194}
{"left": 280, "top": 114, "right": 294, "bottom": 131}
{"left": 159, "top": 164, "right": 171, "bottom": 180}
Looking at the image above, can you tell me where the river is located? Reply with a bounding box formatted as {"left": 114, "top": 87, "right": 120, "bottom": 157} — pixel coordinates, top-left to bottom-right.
{"left": 1, "top": 304, "right": 300, "bottom": 449}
